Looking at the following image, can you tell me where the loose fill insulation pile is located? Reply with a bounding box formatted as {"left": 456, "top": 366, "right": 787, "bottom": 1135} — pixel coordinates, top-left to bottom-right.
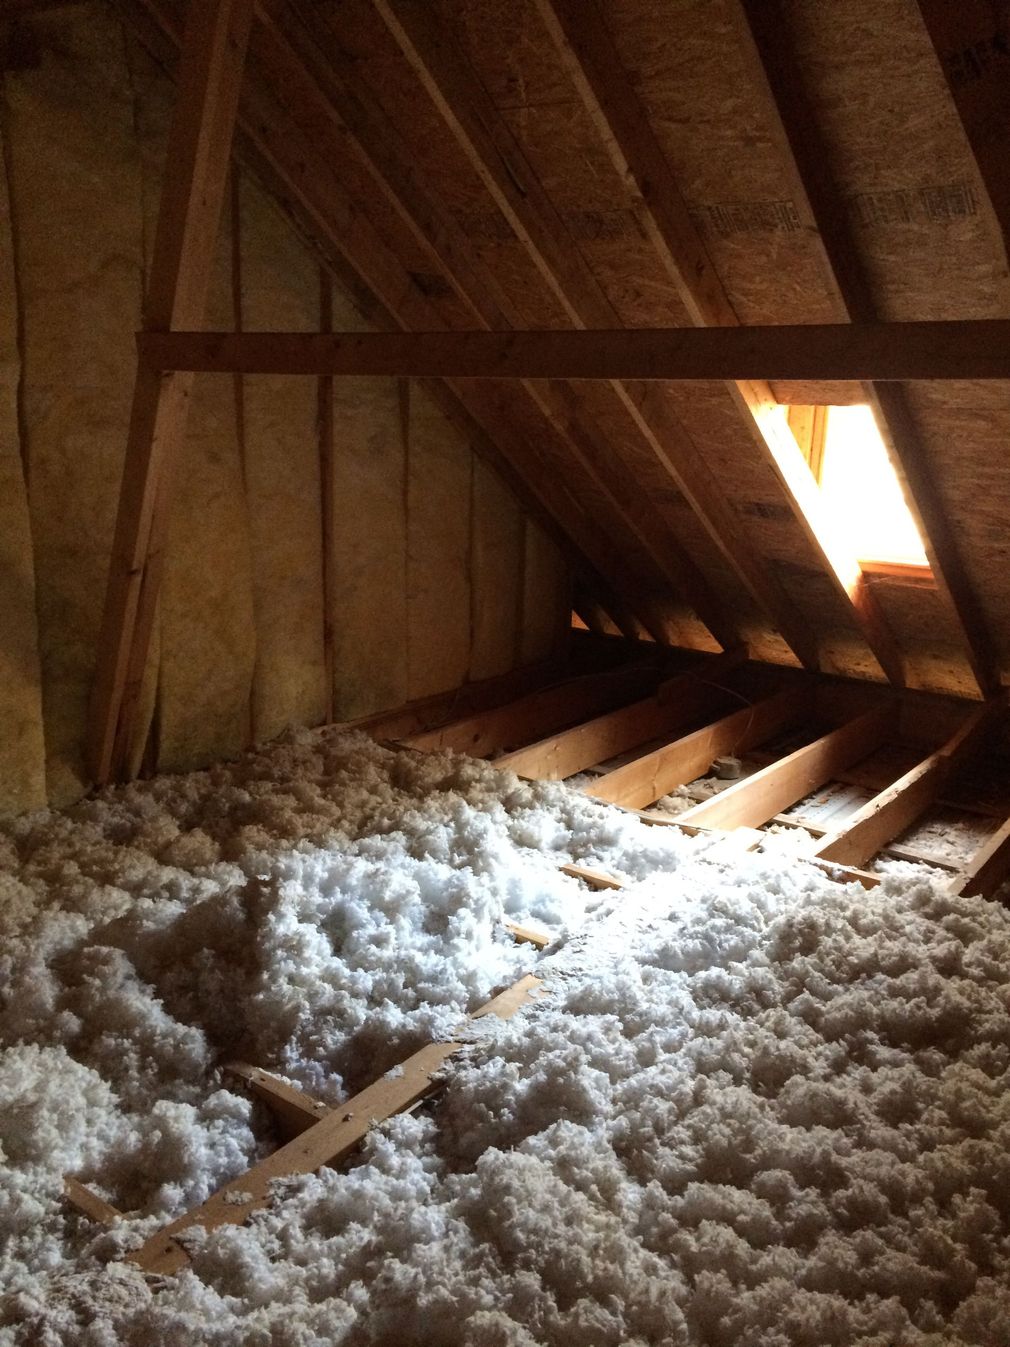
{"left": 2, "top": 730, "right": 1010, "bottom": 1346}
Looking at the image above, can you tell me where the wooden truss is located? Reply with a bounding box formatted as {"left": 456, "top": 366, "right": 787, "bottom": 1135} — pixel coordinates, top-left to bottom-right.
{"left": 141, "top": 319, "right": 1010, "bottom": 382}
{"left": 94, "top": 0, "right": 1010, "bottom": 786}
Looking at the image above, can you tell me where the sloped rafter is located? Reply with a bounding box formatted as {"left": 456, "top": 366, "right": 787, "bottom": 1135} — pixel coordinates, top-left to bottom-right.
{"left": 733, "top": 0, "right": 1001, "bottom": 697}
{"left": 89, "top": 0, "right": 256, "bottom": 785}
{"left": 369, "top": 0, "right": 820, "bottom": 671}
{"left": 916, "top": 0, "right": 1010, "bottom": 267}
{"left": 533, "top": 0, "right": 906, "bottom": 688}
{"left": 259, "top": 0, "right": 738, "bottom": 649}
{"left": 125, "top": 0, "right": 685, "bottom": 648}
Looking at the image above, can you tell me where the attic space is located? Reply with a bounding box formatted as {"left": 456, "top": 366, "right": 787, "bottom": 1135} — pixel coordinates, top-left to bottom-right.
{"left": 3, "top": 2, "right": 1010, "bottom": 1345}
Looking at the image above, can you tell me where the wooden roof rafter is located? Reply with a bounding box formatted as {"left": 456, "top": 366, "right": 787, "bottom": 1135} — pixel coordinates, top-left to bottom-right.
{"left": 89, "top": 0, "right": 256, "bottom": 785}
{"left": 250, "top": 0, "right": 738, "bottom": 651}
{"left": 368, "top": 0, "right": 821, "bottom": 672}
{"left": 532, "top": 0, "right": 906, "bottom": 688}
{"left": 733, "top": 0, "right": 1002, "bottom": 698}
{"left": 122, "top": 0, "right": 690, "bottom": 653}
{"left": 916, "top": 0, "right": 1010, "bottom": 270}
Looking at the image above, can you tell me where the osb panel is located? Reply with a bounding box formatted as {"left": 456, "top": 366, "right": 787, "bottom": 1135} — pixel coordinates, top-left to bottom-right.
{"left": 441, "top": 0, "right": 878, "bottom": 674}
{"left": 871, "top": 579, "right": 978, "bottom": 698}
{"left": 520, "top": 522, "right": 571, "bottom": 664}
{"left": 901, "top": 380, "right": 1010, "bottom": 679}
{"left": 239, "top": 172, "right": 327, "bottom": 743}
{"left": 606, "top": 0, "right": 843, "bottom": 327}
{"left": 406, "top": 384, "right": 473, "bottom": 699}
{"left": 470, "top": 458, "right": 524, "bottom": 680}
{"left": 783, "top": 0, "right": 1010, "bottom": 323}
{"left": 6, "top": 7, "right": 143, "bottom": 806}
{"left": 0, "top": 128, "right": 45, "bottom": 814}
{"left": 770, "top": 564, "right": 881, "bottom": 683}
{"left": 329, "top": 373, "right": 409, "bottom": 721}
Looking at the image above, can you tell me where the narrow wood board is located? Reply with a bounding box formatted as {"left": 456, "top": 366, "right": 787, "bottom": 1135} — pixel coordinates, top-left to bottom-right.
{"left": 676, "top": 702, "right": 893, "bottom": 831}
{"left": 495, "top": 647, "right": 745, "bottom": 780}
{"left": 130, "top": 974, "right": 544, "bottom": 1276}
{"left": 585, "top": 683, "right": 807, "bottom": 809}
{"left": 816, "top": 698, "right": 1004, "bottom": 867}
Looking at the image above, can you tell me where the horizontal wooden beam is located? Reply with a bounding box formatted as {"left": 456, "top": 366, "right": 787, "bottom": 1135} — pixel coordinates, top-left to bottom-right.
{"left": 494, "top": 647, "right": 747, "bottom": 780}
{"left": 585, "top": 682, "right": 808, "bottom": 809}
{"left": 677, "top": 701, "right": 894, "bottom": 832}
{"left": 131, "top": 973, "right": 544, "bottom": 1275}
{"left": 140, "top": 320, "right": 1010, "bottom": 381}
{"left": 815, "top": 699, "right": 1003, "bottom": 868}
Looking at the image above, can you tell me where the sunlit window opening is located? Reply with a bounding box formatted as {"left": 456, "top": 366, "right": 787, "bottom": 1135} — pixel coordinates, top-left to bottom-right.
{"left": 788, "top": 403, "right": 930, "bottom": 569}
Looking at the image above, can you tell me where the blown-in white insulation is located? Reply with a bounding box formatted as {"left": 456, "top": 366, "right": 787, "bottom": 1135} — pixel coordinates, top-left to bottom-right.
{"left": 1, "top": 729, "right": 1009, "bottom": 1345}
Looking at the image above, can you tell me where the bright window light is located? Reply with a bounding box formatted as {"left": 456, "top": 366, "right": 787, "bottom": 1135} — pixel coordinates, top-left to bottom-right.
{"left": 801, "top": 405, "right": 929, "bottom": 568}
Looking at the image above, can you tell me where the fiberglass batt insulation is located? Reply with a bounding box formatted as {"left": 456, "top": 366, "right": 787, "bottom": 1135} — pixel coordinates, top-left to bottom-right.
{"left": 0, "top": 729, "right": 1009, "bottom": 1345}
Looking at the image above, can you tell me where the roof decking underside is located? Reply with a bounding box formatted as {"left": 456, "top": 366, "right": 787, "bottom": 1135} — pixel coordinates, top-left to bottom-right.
{"left": 127, "top": 0, "right": 1010, "bottom": 697}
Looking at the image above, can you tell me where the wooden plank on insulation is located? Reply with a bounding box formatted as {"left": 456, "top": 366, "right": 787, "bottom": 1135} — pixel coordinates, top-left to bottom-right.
{"left": 130, "top": 973, "right": 545, "bottom": 1276}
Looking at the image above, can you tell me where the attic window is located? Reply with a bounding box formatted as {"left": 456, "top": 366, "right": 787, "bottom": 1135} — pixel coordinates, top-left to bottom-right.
{"left": 785, "top": 403, "right": 932, "bottom": 574}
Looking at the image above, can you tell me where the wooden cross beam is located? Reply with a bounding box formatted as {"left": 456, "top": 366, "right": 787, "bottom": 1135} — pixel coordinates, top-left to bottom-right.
{"left": 130, "top": 974, "right": 545, "bottom": 1276}
{"left": 140, "top": 319, "right": 1010, "bottom": 382}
